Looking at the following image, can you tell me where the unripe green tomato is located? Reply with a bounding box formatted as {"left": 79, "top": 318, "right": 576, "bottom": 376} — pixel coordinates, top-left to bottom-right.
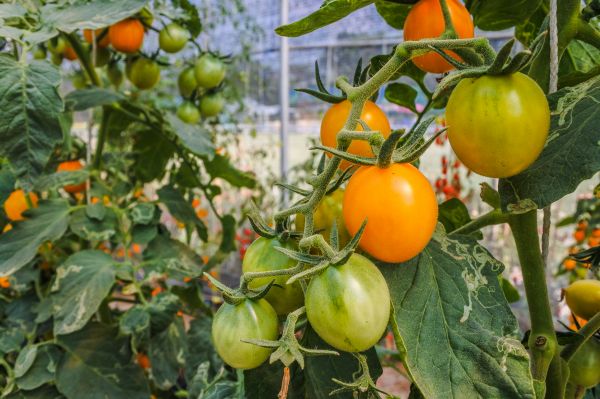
{"left": 242, "top": 237, "right": 304, "bottom": 315}
{"left": 33, "top": 46, "right": 46, "bottom": 60}
{"left": 565, "top": 279, "right": 600, "bottom": 320}
{"left": 177, "top": 101, "right": 201, "bottom": 124}
{"left": 305, "top": 253, "right": 390, "bottom": 352}
{"left": 51, "top": 52, "right": 63, "bottom": 66}
{"left": 568, "top": 338, "right": 600, "bottom": 388}
{"left": 212, "top": 299, "right": 278, "bottom": 369}
{"left": 72, "top": 72, "right": 89, "bottom": 90}
{"left": 199, "top": 93, "right": 225, "bottom": 117}
{"left": 159, "top": 23, "right": 190, "bottom": 54}
{"left": 47, "top": 37, "right": 67, "bottom": 55}
{"left": 194, "top": 54, "right": 226, "bottom": 89}
{"left": 296, "top": 189, "right": 350, "bottom": 249}
{"left": 128, "top": 58, "right": 160, "bottom": 90}
{"left": 107, "top": 63, "right": 124, "bottom": 88}
{"left": 91, "top": 46, "right": 110, "bottom": 67}
{"left": 178, "top": 67, "right": 198, "bottom": 98}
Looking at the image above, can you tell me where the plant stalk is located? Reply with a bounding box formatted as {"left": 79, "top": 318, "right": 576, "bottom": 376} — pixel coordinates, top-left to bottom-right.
{"left": 450, "top": 209, "right": 508, "bottom": 236}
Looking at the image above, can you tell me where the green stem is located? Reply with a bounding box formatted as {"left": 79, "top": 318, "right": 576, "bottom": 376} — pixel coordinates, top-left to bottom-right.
{"left": 63, "top": 33, "right": 101, "bottom": 87}
{"left": 561, "top": 311, "right": 600, "bottom": 361}
{"left": 508, "top": 211, "right": 557, "bottom": 382}
{"left": 93, "top": 107, "right": 110, "bottom": 169}
{"left": 439, "top": 0, "right": 457, "bottom": 38}
{"left": 450, "top": 209, "right": 508, "bottom": 236}
{"left": 575, "top": 18, "right": 600, "bottom": 50}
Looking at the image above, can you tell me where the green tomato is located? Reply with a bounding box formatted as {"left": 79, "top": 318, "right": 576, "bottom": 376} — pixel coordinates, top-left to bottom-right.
{"left": 107, "top": 63, "right": 124, "bottom": 88}
{"left": 199, "top": 93, "right": 225, "bottom": 117}
{"left": 305, "top": 253, "right": 390, "bottom": 352}
{"left": 159, "top": 23, "right": 190, "bottom": 54}
{"left": 128, "top": 58, "right": 160, "bottom": 90}
{"left": 177, "top": 101, "right": 201, "bottom": 124}
{"left": 242, "top": 237, "right": 304, "bottom": 315}
{"left": 72, "top": 72, "right": 89, "bottom": 90}
{"left": 47, "top": 37, "right": 67, "bottom": 55}
{"left": 33, "top": 46, "right": 46, "bottom": 60}
{"left": 194, "top": 54, "right": 226, "bottom": 89}
{"left": 446, "top": 72, "right": 549, "bottom": 178}
{"left": 91, "top": 46, "right": 110, "bottom": 67}
{"left": 51, "top": 52, "right": 63, "bottom": 66}
{"left": 178, "top": 67, "right": 198, "bottom": 98}
{"left": 296, "top": 189, "right": 350, "bottom": 249}
{"left": 212, "top": 298, "right": 278, "bottom": 369}
{"left": 565, "top": 279, "right": 600, "bottom": 320}
{"left": 568, "top": 338, "right": 600, "bottom": 388}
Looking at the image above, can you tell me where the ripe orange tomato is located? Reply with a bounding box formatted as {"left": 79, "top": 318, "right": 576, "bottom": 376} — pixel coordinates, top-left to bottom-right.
{"left": 136, "top": 353, "right": 151, "bottom": 369}
{"left": 83, "top": 28, "right": 110, "bottom": 47}
{"left": 564, "top": 259, "right": 576, "bottom": 271}
{"left": 343, "top": 163, "right": 438, "bottom": 263}
{"left": 4, "top": 190, "right": 39, "bottom": 221}
{"left": 574, "top": 229, "right": 586, "bottom": 243}
{"left": 109, "top": 19, "right": 144, "bottom": 53}
{"left": 403, "top": 0, "right": 474, "bottom": 73}
{"left": 63, "top": 46, "right": 78, "bottom": 61}
{"left": 320, "top": 100, "right": 391, "bottom": 170}
{"left": 57, "top": 160, "right": 86, "bottom": 193}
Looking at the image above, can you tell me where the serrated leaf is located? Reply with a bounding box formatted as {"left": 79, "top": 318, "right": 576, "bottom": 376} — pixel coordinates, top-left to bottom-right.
{"left": 275, "top": 0, "right": 373, "bottom": 37}
{"left": 377, "top": 233, "right": 535, "bottom": 398}
{"left": 185, "top": 318, "right": 223, "bottom": 380}
{"left": 16, "top": 345, "right": 62, "bottom": 391}
{"left": 130, "top": 203, "right": 157, "bottom": 225}
{"left": 385, "top": 82, "right": 418, "bottom": 113}
{"left": 204, "top": 154, "right": 256, "bottom": 188}
{"left": 499, "top": 76, "right": 600, "bottom": 210}
{"left": 144, "top": 229, "right": 203, "bottom": 279}
{"left": 34, "top": 169, "right": 88, "bottom": 192}
{"left": 466, "top": 0, "right": 543, "bottom": 30}
{"left": 0, "top": 55, "right": 63, "bottom": 189}
{"left": 69, "top": 207, "right": 117, "bottom": 241}
{"left": 41, "top": 0, "right": 148, "bottom": 32}
{"left": 149, "top": 320, "right": 187, "bottom": 390}
{"left": 0, "top": 200, "right": 70, "bottom": 277}
{"left": 166, "top": 113, "right": 215, "bottom": 159}
{"left": 56, "top": 323, "right": 150, "bottom": 399}
{"left": 64, "top": 88, "right": 124, "bottom": 111}
{"left": 50, "top": 250, "right": 116, "bottom": 335}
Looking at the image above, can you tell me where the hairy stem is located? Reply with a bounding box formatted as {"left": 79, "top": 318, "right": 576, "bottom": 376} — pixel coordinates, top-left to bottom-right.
{"left": 450, "top": 209, "right": 508, "bottom": 236}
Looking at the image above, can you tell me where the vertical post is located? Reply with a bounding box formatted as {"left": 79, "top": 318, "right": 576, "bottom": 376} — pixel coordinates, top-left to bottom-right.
{"left": 280, "top": 0, "right": 290, "bottom": 205}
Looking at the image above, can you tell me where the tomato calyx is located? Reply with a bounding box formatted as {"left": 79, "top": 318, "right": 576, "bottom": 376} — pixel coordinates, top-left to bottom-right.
{"left": 569, "top": 245, "right": 600, "bottom": 269}
{"left": 240, "top": 306, "right": 338, "bottom": 368}
{"left": 330, "top": 353, "right": 391, "bottom": 398}
{"left": 203, "top": 271, "right": 276, "bottom": 305}
{"left": 247, "top": 201, "right": 301, "bottom": 242}
{"left": 433, "top": 33, "right": 547, "bottom": 99}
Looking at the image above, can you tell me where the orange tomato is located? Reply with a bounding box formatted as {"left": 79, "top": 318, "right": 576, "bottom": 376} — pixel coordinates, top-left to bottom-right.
{"left": 196, "top": 208, "right": 208, "bottom": 218}
{"left": 57, "top": 160, "right": 86, "bottom": 193}
{"left": 592, "top": 228, "right": 600, "bottom": 238}
{"left": 320, "top": 100, "right": 391, "bottom": 170}
{"left": 343, "top": 163, "right": 438, "bottom": 263}
{"left": 574, "top": 229, "right": 586, "bottom": 243}
{"left": 588, "top": 237, "right": 600, "bottom": 247}
{"left": 564, "top": 259, "right": 577, "bottom": 271}
{"left": 63, "top": 46, "right": 78, "bottom": 61}
{"left": 403, "top": 0, "right": 474, "bottom": 73}
{"left": 109, "top": 19, "right": 144, "bottom": 53}
{"left": 4, "top": 190, "right": 39, "bottom": 221}
{"left": 83, "top": 28, "right": 110, "bottom": 47}
{"left": 0, "top": 277, "right": 10, "bottom": 288}
{"left": 192, "top": 198, "right": 201, "bottom": 208}
{"left": 137, "top": 353, "right": 151, "bottom": 369}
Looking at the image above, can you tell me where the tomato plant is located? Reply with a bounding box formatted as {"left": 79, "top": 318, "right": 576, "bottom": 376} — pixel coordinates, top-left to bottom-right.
{"left": 127, "top": 57, "right": 160, "bottom": 90}
{"left": 176, "top": 101, "right": 201, "bottom": 124}
{"left": 567, "top": 338, "right": 600, "bottom": 389}
{"left": 565, "top": 279, "right": 600, "bottom": 320}
{"left": 108, "top": 18, "right": 145, "bottom": 53}
{"left": 199, "top": 92, "right": 225, "bottom": 117}
{"left": 159, "top": 23, "right": 190, "bottom": 53}
{"left": 194, "top": 54, "right": 227, "bottom": 89}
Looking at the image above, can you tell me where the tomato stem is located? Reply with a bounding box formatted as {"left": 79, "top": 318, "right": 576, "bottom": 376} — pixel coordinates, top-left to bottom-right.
{"left": 561, "top": 311, "right": 600, "bottom": 361}
{"left": 508, "top": 211, "right": 558, "bottom": 382}
{"left": 63, "top": 32, "right": 101, "bottom": 87}
{"left": 439, "top": 0, "right": 457, "bottom": 39}
{"left": 449, "top": 209, "right": 508, "bottom": 236}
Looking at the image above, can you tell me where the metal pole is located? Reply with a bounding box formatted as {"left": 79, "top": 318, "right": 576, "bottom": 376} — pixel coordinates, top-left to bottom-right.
{"left": 279, "top": 0, "right": 290, "bottom": 205}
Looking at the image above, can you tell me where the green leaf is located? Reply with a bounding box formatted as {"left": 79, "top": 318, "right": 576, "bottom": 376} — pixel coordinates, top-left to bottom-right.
{"left": 119, "top": 306, "right": 150, "bottom": 342}
{"left": 14, "top": 345, "right": 38, "bottom": 378}
{"left": 0, "top": 200, "right": 70, "bottom": 277}
{"left": 185, "top": 317, "right": 222, "bottom": 381}
{"left": 498, "top": 277, "right": 521, "bottom": 304}
{"left": 480, "top": 182, "right": 501, "bottom": 209}
{"left": 6, "top": 385, "right": 64, "bottom": 399}
{"left": 50, "top": 250, "right": 116, "bottom": 335}
{"left": 16, "top": 345, "right": 62, "bottom": 391}
{"left": 56, "top": 323, "right": 150, "bottom": 399}
{"left": 369, "top": 49, "right": 426, "bottom": 84}
{"left": 466, "top": 0, "right": 543, "bottom": 30}
{"left": 275, "top": 0, "right": 373, "bottom": 37}
{"left": 0, "top": 4, "right": 26, "bottom": 18}
{"left": 166, "top": 113, "right": 215, "bottom": 159}
{"left": 245, "top": 362, "right": 304, "bottom": 399}
{"left": 133, "top": 127, "right": 175, "bottom": 183}
{"left": 219, "top": 214, "right": 237, "bottom": 253}
{"left": 69, "top": 206, "right": 117, "bottom": 241}
{"left": 146, "top": 292, "right": 180, "bottom": 335}
{"left": 188, "top": 362, "right": 239, "bottom": 398}
{"left": 385, "top": 82, "right": 418, "bottom": 113}
{"left": 438, "top": 198, "right": 481, "bottom": 238}
{"left": 204, "top": 154, "right": 256, "bottom": 188}
{"left": 157, "top": 186, "right": 207, "bottom": 240}
{"left": 64, "top": 88, "right": 124, "bottom": 111}
{"left": 34, "top": 169, "right": 88, "bottom": 192}
{"left": 515, "top": 4, "right": 546, "bottom": 46}
{"left": 499, "top": 77, "right": 600, "bottom": 209}
{"left": 559, "top": 40, "right": 600, "bottom": 88}
{"left": 378, "top": 233, "right": 535, "bottom": 398}
{"left": 0, "top": 55, "right": 63, "bottom": 189}
{"left": 144, "top": 229, "right": 204, "bottom": 279}
{"left": 130, "top": 203, "right": 158, "bottom": 225}
{"left": 41, "top": 0, "right": 148, "bottom": 32}
{"left": 149, "top": 321, "right": 188, "bottom": 390}
{"left": 374, "top": 0, "right": 412, "bottom": 30}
